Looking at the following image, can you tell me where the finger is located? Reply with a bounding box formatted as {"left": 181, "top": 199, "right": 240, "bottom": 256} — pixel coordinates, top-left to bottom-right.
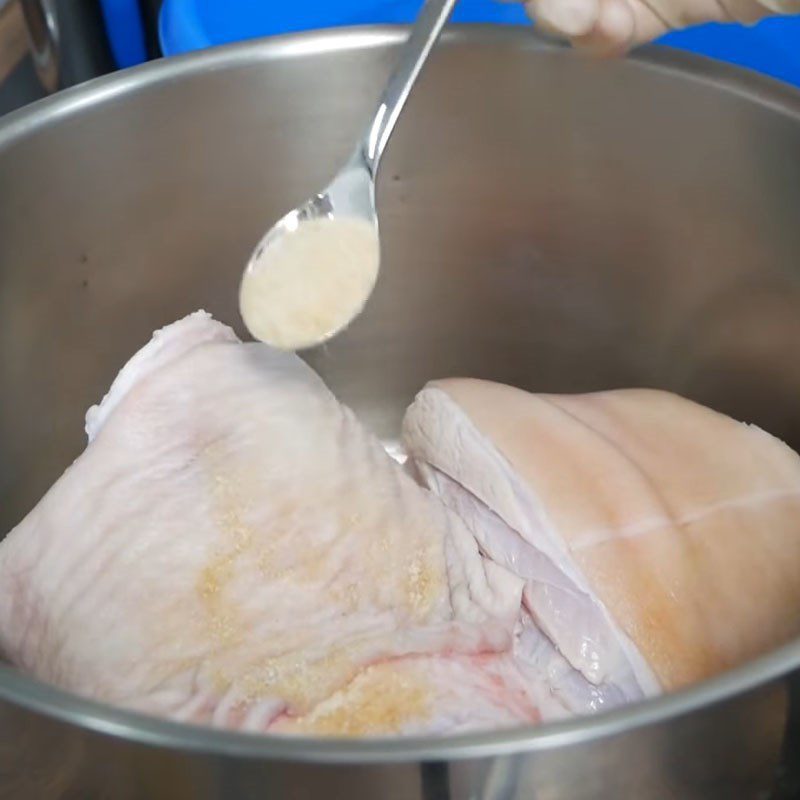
{"left": 524, "top": 0, "right": 665, "bottom": 54}
{"left": 570, "top": 0, "right": 637, "bottom": 55}
{"left": 643, "top": 0, "right": 744, "bottom": 29}
{"left": 717, "top": 0, "right": 787, "bottom": 22}
{"left": 523, "top": 0, "right": 601, "bottom": 39}
{"left": 623, "top": 0, "right": 673, "bottom": 47}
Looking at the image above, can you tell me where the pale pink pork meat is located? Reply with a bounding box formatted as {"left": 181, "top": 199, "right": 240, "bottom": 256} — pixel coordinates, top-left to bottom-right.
{"left": 0, "top": 313, "right": 533, "bottom": 736}
{"left": 403, "top": 379, "right": 800, "bottom": 711}
{"left": 5, "top": 312, "right": 800, "bottom": 737}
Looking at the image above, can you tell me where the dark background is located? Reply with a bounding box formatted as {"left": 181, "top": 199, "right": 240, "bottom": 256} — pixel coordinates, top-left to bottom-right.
{"left": 0, "top": 0, "right": 162, "bottom": 115}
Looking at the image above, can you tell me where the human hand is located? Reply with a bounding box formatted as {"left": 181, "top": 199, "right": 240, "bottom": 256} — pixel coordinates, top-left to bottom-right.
{"left": 518, "top": 0, "right": 799, "bottom": 55}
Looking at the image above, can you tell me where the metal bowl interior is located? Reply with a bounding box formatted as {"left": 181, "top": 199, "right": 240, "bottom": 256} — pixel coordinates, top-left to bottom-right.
{"left": 1, "top": 26, "right": 800, "bottom": 765}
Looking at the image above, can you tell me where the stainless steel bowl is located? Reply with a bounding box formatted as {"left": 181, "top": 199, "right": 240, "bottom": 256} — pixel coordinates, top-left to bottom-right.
{"left": 2, "top": 25, "right": 800, "bottom": 800}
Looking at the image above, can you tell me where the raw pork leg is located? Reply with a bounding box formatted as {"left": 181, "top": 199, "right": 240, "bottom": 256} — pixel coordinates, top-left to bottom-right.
{"left": 403, "top": 380, "right": 800, "bottom": 709}
{"left": 0, "top": 313, "right": 532, "bottom": 736}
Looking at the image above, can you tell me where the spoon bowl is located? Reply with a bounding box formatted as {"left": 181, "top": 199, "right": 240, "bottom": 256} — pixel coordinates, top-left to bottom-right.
{"left": 239, "top": 161, "right": 380, "bottom": 350}
{"left": 238, "top": 0, "right": 457, "bottom": 350}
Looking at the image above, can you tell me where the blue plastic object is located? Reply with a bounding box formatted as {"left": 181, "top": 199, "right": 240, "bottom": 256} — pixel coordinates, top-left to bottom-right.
{"left": 160, "top": 0, "right": 528, "bottom": 56}
{"left": 99, "top": 0, "right": 148, "bottom": 69}
{"left": 159, "top": 0, "right": 800, "bottom": 87}
{"left": 661, "top": 17, "right": 800, "bottom": 87}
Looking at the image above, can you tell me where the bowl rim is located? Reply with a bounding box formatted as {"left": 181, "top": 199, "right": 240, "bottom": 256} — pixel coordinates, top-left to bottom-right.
{"left": 1, "top": 23, "right": 799, "bottom": 153}
{"left": 1, "top": 23, "right": 799, "bottom": 763}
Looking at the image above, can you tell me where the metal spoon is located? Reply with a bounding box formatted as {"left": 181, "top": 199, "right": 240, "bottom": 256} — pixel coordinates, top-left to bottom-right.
{"left": 239, "top": 0, "right": 458, "bottom": 350}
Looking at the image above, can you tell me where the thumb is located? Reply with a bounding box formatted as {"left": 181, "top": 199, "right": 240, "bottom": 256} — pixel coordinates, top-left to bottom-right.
{"left": 523, "top": 0, "right": 660, "bottom": 52}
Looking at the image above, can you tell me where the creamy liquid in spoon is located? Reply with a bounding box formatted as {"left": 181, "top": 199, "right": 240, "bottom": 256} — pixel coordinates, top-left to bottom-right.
{"left": 239, "top": 216, "right": 380, "bottom": 350}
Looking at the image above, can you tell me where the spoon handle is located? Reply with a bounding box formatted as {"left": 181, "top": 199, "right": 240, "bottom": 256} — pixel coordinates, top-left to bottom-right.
{"left": 358, "top": 0, "right": 458, "bottom": 176}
